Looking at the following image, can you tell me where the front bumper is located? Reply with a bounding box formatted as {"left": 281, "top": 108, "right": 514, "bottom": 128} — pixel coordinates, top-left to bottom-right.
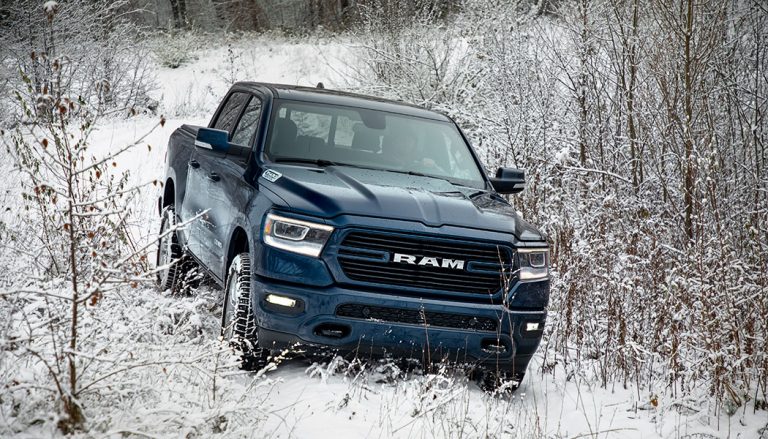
{"left": 251, "top": 275, "right": 546, "bottom": 373}
{"left": 250, "top": 212, "right": 549, "bottom": 374}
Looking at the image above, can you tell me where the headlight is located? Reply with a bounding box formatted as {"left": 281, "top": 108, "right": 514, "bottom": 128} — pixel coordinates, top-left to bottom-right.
{"left": 518, "top": 248, "right": 549, "bottom": 281}
{"left": 263, "top": 213, "right": 334, "bottom": 257}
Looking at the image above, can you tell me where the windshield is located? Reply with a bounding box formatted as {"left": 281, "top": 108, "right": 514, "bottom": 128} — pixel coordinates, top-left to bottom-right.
{"left": 265, "top": 100, "right": 486, "bottom": 188}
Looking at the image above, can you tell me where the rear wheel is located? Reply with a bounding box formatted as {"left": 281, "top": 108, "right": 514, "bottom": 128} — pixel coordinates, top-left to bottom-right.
{"left": 477, "top": 369, "right": 524, "bottom": 393}
{"left": 222, "top": 253, "right": 270, "bottom": 371}
{"left": 156, "top": 206, "right": 183, "bottom": 291}
{"left": 156, "top": 206, "right": 200, "bottom": 294}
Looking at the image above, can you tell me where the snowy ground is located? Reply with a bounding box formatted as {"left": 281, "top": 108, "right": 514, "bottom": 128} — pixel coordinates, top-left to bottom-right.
{"left": 2, "top": 35, "right": 765, "bottom": 438}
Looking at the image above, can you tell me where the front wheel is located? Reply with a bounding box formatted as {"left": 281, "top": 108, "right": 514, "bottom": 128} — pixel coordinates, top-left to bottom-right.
{"left": 222, "top": 253, "right": 270, "bottom": 371}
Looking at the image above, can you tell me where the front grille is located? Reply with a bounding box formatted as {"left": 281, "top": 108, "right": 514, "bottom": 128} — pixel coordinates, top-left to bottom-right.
{"left": 336, "top": 303, "right": 498, "bottom": 332}
{"left": 336, "top": 231, "right": 512, "bottom": 295}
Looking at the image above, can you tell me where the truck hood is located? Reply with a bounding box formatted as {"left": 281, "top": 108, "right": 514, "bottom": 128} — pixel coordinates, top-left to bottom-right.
{"left": 259, "top": 164, "right": 544, "bottom": 241}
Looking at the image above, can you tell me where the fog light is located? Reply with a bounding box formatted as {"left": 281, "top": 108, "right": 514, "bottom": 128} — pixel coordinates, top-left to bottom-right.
{"left": 265, "top": 294, "right": 297, "bottom": 308}
{"left": 525, "top": 322, "right": 540, "bottom": 331}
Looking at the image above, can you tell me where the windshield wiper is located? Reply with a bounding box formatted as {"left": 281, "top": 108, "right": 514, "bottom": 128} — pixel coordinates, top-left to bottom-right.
{"left": 273, "top": 158, "right": 340, "bottom": 167}
{"left": 272, "top": 158, "right": 388, "bottom": 172}
{"left": 382, "top": 169, "right": 462, "bottom": 186}
{"left": 405, "top": 171, "right": 486, "bottom": 191}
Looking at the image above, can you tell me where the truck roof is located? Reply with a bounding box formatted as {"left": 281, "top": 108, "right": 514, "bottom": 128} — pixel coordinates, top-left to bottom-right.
{"left": 235, "top": 82, "right": 450, "bottom": 122}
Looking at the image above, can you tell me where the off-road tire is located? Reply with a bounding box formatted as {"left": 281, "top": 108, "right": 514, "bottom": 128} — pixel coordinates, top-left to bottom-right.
{"left": 222, "top": 253, "right": 270, "bottom": 371}
{"left": 156, "top": 206, "right": 201, "bottom": 294}
{"left": 477, "top": 369, "right": 524, "bottom": 393}
{"left": 156, "top": 206, "right": 184, "bottom": 292}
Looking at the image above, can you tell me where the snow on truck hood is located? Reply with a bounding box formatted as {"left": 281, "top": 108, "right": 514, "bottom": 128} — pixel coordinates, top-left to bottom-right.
{"left": 258, "top": 164, "right": 545, "bottom": 241}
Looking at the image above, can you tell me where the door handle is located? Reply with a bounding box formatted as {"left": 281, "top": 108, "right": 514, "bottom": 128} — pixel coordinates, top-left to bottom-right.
{"left": 189, "top": 159, "right": 200, "bottom": 169}
{"left": 208, "top": 172, "right": 220, "bottom": 182}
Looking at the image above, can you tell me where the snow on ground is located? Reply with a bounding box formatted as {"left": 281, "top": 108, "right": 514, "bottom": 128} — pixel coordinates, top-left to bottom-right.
{"left": 6, "top": 282, "right": 761, "bottom": 438}
{"left": 2, "top": 35, "right": 766, "bottom": 438}
{"left": 154, "top": 34, "right": 353, "bottom": 119}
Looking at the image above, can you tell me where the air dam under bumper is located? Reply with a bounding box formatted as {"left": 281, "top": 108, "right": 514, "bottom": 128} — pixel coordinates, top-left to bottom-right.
{"left": 251, "top": 276, "right": 546, "bottom": 373}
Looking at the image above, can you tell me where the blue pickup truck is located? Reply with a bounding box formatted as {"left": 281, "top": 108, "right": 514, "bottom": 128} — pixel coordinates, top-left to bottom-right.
{"left": 156, "top": 82, "right": 550, "bottom": 389}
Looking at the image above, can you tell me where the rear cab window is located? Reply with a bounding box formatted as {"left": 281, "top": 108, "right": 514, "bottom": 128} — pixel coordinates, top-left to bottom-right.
{"left": 231, "top": 97, "right": 263, "bottom": 147}
{"left": 212, "top": 92, "right": 249, "bottom": 135}
{"left": 210, "top": 91, "right": 264, "bottom": 164}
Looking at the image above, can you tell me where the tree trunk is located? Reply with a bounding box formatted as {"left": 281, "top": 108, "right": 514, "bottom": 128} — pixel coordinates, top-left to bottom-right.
{"left": 577, "top": 0, "right": 589, "bottom": 166}
{"left": 169, "top": 0, "right": 182, "bottom": 28}
{"left": 247, "top": 0, "right": 268, "bottom": 31}
{"left": 626, "top": 0, "right": 640, "bottom": 190}
{"left": 682, "top": 0, "right": 695, "bottom": 243}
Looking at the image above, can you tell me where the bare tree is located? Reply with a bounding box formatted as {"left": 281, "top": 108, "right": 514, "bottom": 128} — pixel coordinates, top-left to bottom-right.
{"left": 1, "top": 6, "right": 165, "bottom": 431}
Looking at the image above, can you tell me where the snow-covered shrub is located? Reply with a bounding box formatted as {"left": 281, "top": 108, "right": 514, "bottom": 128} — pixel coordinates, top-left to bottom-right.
{"left": 520, "top": 0, "right": 768, "bottom": 410}
{"left": 0, "top": 0, "right": 156, "bottom": 126}
{"left": 151, "top": 30, "right": 204, "bottom": 69}
{"left": 345, "top": 0, "right": 482, "bottom": 114}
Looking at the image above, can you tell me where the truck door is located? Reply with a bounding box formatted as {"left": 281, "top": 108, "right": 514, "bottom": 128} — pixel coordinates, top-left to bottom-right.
{"left": 181, "top": 92, "right": 263, "bottom": 281}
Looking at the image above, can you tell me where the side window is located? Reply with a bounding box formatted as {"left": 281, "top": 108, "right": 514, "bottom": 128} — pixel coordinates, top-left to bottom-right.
{"left": 231, "top": 97, "right": 263, "bottom": 146}
{"left": 213, "top": 92, "right": 249, "bottom": 135}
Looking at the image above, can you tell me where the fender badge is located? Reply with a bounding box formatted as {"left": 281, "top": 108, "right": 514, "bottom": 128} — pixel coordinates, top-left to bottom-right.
{"left": 262, "top": 169, "right": 282, "bottom": 182}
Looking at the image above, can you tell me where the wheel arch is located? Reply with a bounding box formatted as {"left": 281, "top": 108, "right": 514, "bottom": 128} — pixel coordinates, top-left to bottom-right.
{"left": 162, "top": 177, "right": 175, "bottom": 208}
{"left": 226, "top": 227, "right": 250, "bottom": 275}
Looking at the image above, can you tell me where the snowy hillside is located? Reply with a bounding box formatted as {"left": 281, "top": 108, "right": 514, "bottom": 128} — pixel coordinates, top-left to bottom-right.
{"left": 1, "top": 32, "right": 764, "bottom": 438}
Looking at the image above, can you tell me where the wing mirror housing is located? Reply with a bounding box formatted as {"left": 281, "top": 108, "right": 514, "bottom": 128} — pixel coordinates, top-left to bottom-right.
{"left": 195, "top": 127, "right": 250, "bottom": 159}
{"left": 490, "top": 167, "right": 525, "bottom": 194}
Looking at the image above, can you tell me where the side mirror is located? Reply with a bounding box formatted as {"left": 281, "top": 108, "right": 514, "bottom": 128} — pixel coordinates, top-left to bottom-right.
{"left": 195, "top": 127, "right": 229, "bottom": 153}
{"left": 490, "top": 167, "right": 525, "bottom": 194}
{"left": 195, "top": 127, "right": 250, "bottom": 159}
